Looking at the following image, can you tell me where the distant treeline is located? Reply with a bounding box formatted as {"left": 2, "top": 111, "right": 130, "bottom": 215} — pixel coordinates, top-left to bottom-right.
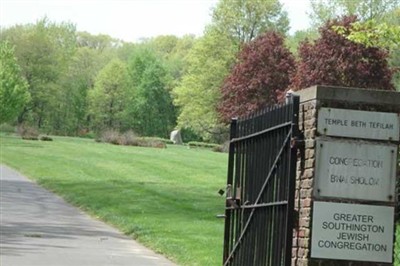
{"left": 1, "top": 0, "right": 399, "bottom": 142}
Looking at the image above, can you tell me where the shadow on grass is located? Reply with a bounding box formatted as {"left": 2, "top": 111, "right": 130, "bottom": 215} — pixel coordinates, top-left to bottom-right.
{"left": 47, "top": 177, "right": 223, "bottom": 222}
{"left": 1, "top": 161, "right": 226, "bottom": 265}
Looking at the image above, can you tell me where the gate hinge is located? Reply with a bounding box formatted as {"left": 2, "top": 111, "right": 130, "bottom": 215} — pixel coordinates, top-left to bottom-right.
{"left": 290, "top": 134, "right": 304, "bottom": 149}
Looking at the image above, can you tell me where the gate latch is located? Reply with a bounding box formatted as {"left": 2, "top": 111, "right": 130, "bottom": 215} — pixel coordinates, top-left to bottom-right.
{"left": 226, "top": 184, "right": 240, "bottom": 208}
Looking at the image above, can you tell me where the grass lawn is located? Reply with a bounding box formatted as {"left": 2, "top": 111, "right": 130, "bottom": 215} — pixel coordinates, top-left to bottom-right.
{"left": 0, "top": 133, "right": 228, "bottom": 265}
{"left": 2, "top": 133, "right": 399, "bottom": 265}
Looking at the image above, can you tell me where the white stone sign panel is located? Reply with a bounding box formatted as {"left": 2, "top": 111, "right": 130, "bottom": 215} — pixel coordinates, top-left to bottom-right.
{"left": 318, "top": 108, "right": 399, "bottom": 141}
{"left": 315, "top": 139, "right": 397, "bottom": 202}
{"left": 311, "top": 201, "right": 394, "bottom": 263}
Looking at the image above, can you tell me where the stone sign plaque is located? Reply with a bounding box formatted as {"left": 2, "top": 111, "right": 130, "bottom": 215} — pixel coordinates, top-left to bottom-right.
{"left": 315, "top": 139, "right": 397, "bottom": 202}
{"left": 311, "top": 201, "right": 394, "bottom": 263}
{"left": 317, "top": 108, "right": 399, "bottom": 141}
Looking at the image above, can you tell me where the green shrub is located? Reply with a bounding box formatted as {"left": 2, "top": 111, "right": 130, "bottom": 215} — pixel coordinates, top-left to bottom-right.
{"left": 96, "top": 129, "right": 167, "bottom": 149}
{"left": 97, "top": 129, "right": 121, "bottom": 144}
{"left": 188, "top": 141, "right": 220, "bottom": 149}
{"left": 79, "top": 131, "right": 96, "bottom": 139}
{"left": 40, "top": 135, "right": 53, "bottom": 141}
{"left": 120, "top": 131, "right": 140, "bottom": 146}
{"left": 212, "top": 141, "right": 230, "bottom": 153}
{"left": 139, "top": 138, "right": 167, "bottom": 149}
{"left": 143, "top": 137, "right": 173, "bottom": 145}
{"left": 180, "top": 127, "right": 203, "bottom": 142}
{"left": 212, "top": 145, "right": 224, "bottom": 153}
{"left": 0, "top": 123, "right": 15, "bottom": 134}
{"left": 18, "top": 125, "right": 39, "bottom": 140}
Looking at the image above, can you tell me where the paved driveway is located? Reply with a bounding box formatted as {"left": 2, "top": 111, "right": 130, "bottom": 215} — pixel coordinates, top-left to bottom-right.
{"left": 0, "top": 165, "right": 176, "bottom": 266}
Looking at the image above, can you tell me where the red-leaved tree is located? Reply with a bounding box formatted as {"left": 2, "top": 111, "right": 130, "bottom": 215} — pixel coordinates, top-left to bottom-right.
{"left": 218, "top": 31, "right": 296, "bottom": 122}
{"left": 290, "top": 16, "right": 395, "bottom": 91}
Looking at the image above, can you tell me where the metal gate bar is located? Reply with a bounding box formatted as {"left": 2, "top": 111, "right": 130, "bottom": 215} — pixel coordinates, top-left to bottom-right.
{"left": 222, "top": 95, "right": 300, "bottom": 266}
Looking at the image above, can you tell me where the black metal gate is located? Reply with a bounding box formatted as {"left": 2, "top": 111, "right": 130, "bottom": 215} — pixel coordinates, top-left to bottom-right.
{"left": 222, "top": 95, "right": 300, "bottom": 266}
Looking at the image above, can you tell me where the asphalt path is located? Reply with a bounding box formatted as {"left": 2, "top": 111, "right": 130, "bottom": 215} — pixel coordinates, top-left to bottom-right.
{"left": 0, "top": 165, "right": 177, "bottom": 266}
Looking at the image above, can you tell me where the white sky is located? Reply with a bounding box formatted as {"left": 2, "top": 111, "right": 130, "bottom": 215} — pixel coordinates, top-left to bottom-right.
{"left": 0, "top": 0, "right": 311, "bottom": 42}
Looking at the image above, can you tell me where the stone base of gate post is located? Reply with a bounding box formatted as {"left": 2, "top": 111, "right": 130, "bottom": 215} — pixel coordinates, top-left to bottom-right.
{"left": 291, "top": 85, "right": 400, "bottom": 266}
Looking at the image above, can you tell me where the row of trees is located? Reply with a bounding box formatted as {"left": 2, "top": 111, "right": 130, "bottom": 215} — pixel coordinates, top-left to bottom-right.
{"left": 175, "top": 0, "right": 400, "bottom": 140}
{"left": 1, "top": 0, "right": 399, "bottom": 142}
{"left": 0, "top": 19, "right": 192, "bottom": 137}
{"left": 219, "top": 15, "right": 397, "bottom": 121}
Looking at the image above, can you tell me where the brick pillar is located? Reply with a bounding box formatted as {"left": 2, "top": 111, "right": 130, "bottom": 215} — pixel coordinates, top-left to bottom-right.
{"left": 291, "top": 85, "right": 400, "bottom": 266}
{"left": 292, "top": 99, "right": 316, "bottom": 266}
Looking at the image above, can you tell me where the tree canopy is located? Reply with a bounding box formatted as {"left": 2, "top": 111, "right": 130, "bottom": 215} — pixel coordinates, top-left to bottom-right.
{"left": 127, "top": 49, "right": 176, "bottom": 137}
{"left": 0, "top": 42, "right": 30, "bottom": 124}
{"left": 218, "top": 31, "right": 296, "bottom": 122}
{"left": 173, "top": 28, "right": 236, "bottom": 140}
{"left": 290, "top": 16, "right": 395, "bottom": 91}
{"left": 0, "top": 18, "right": 77, "bottom": 129}
{"left": 1, "top": 1, "right": 399, "bottom": 141}
{"left": 89, "top": 59, "right": 131, "bottom": 131}
{"left": 212, "top": 0, "right": 289, "bottom": 44}
{"left": 173, "top": 0, "right": 290, "bottom": 140}
{"left": 308, "top": 0, "right": 400, "bottom": 26}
